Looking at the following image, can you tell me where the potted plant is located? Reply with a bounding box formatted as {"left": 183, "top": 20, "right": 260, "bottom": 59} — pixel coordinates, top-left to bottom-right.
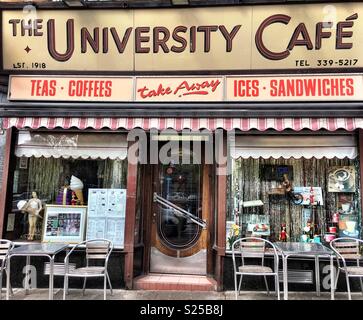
{"left": 227, "top": 223, "right": 240, "bottom": 250}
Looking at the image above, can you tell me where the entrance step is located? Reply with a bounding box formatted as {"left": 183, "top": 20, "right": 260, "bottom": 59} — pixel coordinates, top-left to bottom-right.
{"left": 134, "top": 273, "right": 217, "bottom": 291}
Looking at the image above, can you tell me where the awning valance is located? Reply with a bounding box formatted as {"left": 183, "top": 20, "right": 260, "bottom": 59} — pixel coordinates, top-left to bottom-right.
{"left": 15, "top": 131, "right": 128, "bottom": 160}
{"left": 2, "top": 117, "right": 363, "bottom": 132}
{"left": 231, "top": 135, "right": 358, "bottom": 159}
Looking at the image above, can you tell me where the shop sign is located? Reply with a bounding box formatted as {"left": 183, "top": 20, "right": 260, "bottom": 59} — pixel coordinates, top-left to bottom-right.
{"left": 226, "top": 74, "right": 363, "bottom": 101}
{"left": 8, "top": 76, "right": 134, "bottom": 101}
{"left": 2, "top": 3, "right": 363, "bottom": 71}
{"left": 8, "top": 74, "right": 363, "bottom": 102}
{"left": 135, "top": 77, "right": 223, "bottom": 101}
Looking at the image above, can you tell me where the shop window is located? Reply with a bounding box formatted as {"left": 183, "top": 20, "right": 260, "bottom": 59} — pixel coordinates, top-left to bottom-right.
{"left": 226, "top": 133, "right": 361, "bottom": 248}
{"left": 5, "top": 131, "right": 128, "bottom": 242}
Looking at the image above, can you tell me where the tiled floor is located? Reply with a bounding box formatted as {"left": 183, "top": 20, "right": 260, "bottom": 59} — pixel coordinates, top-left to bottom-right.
{"left": 134, "top": 273, "right": 217, "bottom": 291}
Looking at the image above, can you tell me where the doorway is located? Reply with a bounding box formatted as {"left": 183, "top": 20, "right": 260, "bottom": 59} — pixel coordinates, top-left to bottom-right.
{"left": 147, "top": 148, "right": 210, "bottom": 275}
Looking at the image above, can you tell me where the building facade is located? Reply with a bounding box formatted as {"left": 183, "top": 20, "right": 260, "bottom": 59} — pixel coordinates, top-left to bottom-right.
{"left": 0, "top": 0, "right": 362, "bottom": 292}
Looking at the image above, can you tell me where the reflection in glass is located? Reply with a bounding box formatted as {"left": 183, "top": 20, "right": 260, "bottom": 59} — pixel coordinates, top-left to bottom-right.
{"left": 158, "top": 161, "right": 202, "bottom": 249}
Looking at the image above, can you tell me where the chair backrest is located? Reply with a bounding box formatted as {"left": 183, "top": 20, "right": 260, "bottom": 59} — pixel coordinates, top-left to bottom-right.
{"left": 85, "top": 239, "right": 113, "bottom": 263}
{"left": 232, "top": 237, "right": 276, "bottom": 270}
{"left": 238, "top": 238, "right": 266, "bottom": 260}
{"left": 330, "top": 238, "right": 362, "bottom": 261}
{"left": 0, "top": 239, "right": 14, "bottom": 266}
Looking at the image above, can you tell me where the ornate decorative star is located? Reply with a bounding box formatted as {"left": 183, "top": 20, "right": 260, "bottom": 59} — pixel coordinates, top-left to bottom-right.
{"left": 24, "top": 46, "right": 31, "bottom": 53}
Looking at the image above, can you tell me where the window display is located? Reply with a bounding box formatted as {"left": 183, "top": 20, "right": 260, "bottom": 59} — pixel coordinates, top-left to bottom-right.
{"left": 228, "top": 155, "right": 361, "bottom": 246}
{"left": 7, "top": 132, "right": 128, "bottom": 242}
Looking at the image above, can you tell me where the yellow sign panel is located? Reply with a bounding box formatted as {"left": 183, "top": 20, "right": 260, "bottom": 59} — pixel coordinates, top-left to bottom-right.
{"left": 251, "top": 3, "right": 363, "bottom": 70}
{"left": 2, "top": 3, "right": 363, "bottom": 71}
{"left": 2, "top": 10, "right": 134, "bottom": 71}
{"left": 133, "top": 8, "right": 251, "bottom": 71}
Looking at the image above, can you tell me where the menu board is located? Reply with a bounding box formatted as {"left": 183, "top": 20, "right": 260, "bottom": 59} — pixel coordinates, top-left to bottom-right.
{"left": 86, "top": 189, "right": 126, "bottom": 248}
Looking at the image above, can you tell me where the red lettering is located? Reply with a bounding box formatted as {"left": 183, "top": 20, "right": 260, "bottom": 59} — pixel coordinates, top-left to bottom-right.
{"left": 67, "top": 80, "right": 112, "bottom": 97}
{"left": 137, "top": 84, "right": 172, "bottom": 99}
{"left": 36, "top": 80, "right": 42, "bottom": 96}
{"left": 30, "top": 79, "right": 37, "bottom": 96}
{"left": 49, "top": 80, "right": 56, "bottom": 96}
{"left": 105, "top": 81, "right": 112, "bottom": 97}
{"left": 233, "top": 80, "right": 259, "bottom": 97}
{"left": 346, "top": 78, "right": 354, "bottom": 96}
{"left": 303, "top": 79, "right": 316, "bottom": 96}
{"left": 270, "top": 80, "right": 277, "bottom": 96}
{"left": 68, "top": 80, "right": 75, "bottom": 96}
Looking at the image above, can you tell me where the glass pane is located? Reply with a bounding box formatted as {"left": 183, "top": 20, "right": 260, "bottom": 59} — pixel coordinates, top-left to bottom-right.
{"left": 9, "top": 153, "right": 127, "bottom": 241}
{"left": 158, "top": 163, "right": 202, "bottom": 249}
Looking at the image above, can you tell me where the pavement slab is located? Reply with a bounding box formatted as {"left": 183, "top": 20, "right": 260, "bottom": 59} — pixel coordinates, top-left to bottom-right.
{"left": 2, "top": 288, "right": 363, "bottom": 300}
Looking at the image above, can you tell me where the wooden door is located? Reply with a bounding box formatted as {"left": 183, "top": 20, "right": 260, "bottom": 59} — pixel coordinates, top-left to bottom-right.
{"left": 149, "top": 160, "right": 208, "bottom": 275}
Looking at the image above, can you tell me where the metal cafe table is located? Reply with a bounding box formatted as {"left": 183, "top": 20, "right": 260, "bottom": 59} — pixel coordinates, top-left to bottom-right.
{"left": 6, "top": 243, "right": 69, "bottom": 300}
{"left": 274, "top": 242, "right": 335, "bottom": 300}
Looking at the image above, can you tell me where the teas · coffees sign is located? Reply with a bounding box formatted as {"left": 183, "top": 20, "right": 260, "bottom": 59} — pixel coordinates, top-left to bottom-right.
{"left": 2, "top": 3, "right": 363, "bottom": 72}
{"left": 8, "top": 75, "right": 363, "bottom": 102}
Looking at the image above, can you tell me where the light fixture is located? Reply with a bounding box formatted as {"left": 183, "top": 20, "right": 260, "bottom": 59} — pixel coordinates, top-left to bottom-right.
{"left": 171, "top": 0, "right": 190, "bottom": 5}
{"left": 62, "top": 0, "right": 86, "bottom": 7}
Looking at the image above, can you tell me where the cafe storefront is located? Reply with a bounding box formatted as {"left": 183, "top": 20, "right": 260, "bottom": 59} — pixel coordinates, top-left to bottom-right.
{"left": 1, "top": 2, "right": 363, "bottom": 292}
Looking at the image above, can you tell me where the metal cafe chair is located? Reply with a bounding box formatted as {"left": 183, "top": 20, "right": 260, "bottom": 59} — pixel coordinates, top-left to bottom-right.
{"left": 0, "top": 239, "right": 14, "bottom": 300}
{"left": 63, "top": 239, "right": 114, "bottom": 300}
{"left": 330, "top": 237, "right": 363, "bottom": 300}
{"left": 232, "top": 237, "right": 280, "bottom": 300}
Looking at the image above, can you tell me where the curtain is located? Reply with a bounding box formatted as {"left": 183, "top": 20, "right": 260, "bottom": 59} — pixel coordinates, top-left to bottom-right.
{"left": 27, "top": 158, "right": 128, "bottom": 203}
{"left": 27, "top": 157, "right": 65, "bottom": 203}
{"left": 99, "top": 159, "right": 127, "bottom": 189}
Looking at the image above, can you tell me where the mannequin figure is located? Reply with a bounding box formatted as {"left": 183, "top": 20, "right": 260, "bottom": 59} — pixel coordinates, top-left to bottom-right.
{"left": 24, "top": 191, "right": 43, "bottom": 241}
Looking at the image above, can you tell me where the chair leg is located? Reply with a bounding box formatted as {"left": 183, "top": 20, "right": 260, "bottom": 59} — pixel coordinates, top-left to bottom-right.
{"left": 275, "top": 275, "right": 280, "bottom": 300}
{"left": 106, "top": 273, "right": 113, "bottom": 296}
{"left": 0, "top": 271, "right": 3, "bottom": 300}
{"left": 63, "top": 276, "right": 68, "bottom": 300}
{"left": 5, "top": 270, "right": 13, "bottom": 296}
{"left": 0, "top": 270, "right": 10, "bottom": 299}
{"left": 264, "top": 276, "right": 270, "bottom": 295}
{"left": 334, "top": 269, "right": 340, "bottom": 291}
{"left": 9, "top": 282, "right": 13, "bottom": 296}
{"left": 104, "top": 275, "right": 107, "bottom": 300}
{"left": 82, "top": 278, "right": 87, "bottom": 296}
{"left": 238, "top": 275, "right": 243, "bottom": 295}
{"left": 234, "top": 274, "right": 238, "bottom": 300}
{"left": 345, "top": 274, "right": 351, "bottom": 300}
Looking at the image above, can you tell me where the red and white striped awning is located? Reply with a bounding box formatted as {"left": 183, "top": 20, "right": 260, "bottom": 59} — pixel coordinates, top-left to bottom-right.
{"left": 2, "top": 117, "right": 363, "bottom": 131}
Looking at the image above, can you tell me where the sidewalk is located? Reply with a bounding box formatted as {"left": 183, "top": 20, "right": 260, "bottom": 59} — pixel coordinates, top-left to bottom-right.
{"left": 3, "top": 288, "right": 363, "bottom": 300}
